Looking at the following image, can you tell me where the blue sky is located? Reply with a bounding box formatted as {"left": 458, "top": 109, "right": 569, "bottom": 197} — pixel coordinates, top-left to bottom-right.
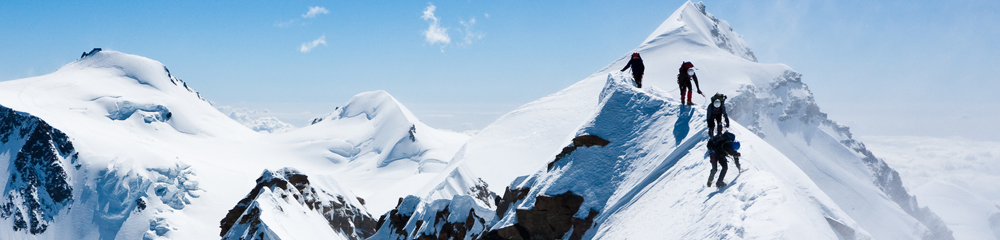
{"left": 2, "top": 0, "right": 998, "bottom": 139}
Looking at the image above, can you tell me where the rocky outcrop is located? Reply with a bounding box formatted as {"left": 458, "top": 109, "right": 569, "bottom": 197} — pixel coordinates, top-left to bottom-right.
{"left": 372, "top": 195, "right": 495, "bottom": 240}
{"left": 220, "top": 168, "right": 377, "bottom": 239}
{"left": 548, "top": 135, "right": 609, "bottom": 170}
{"left": 0, "top": 105, "right": 77, "bottom": 234}
{"left": 483, "top": 191, "right": 597, "bottom": 240}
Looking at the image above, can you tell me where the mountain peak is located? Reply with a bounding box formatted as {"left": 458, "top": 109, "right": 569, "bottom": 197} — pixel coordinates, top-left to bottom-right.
{"left": 63, "top": 50, "right": 200, "bottom": 94}
{"left": 643, "top": 1, "right": 757, "bottom": 62}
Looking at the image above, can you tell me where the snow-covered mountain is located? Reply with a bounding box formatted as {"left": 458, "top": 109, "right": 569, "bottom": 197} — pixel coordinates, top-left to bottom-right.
{"left": 0, "top": 50, "right": 468, "bottom": 239}
{"left": 414, "top": 1, "right": 955, "bottom": 239}
{"left": 0, "top": 1, "right": 971, "bottom": 239}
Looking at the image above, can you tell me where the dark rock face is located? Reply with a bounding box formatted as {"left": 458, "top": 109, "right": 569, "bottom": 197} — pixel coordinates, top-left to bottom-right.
{"left": 495, "top": 187, "right": 530, "bottom": 220}
{"left": 548, "top": 135, "right": 609, "bottom": 170}
{"left": 571, "top": 135, "right": 609, "bottom": 148}
{"left": 0, "top": 105, "right": 76, "bottom": 234}
{"left": 220, "top": 168, "right": 377, "bottom": 239}
{"left": 376, "top": 197, "right": 415, "bottom": 237}
{"left": 483, "top": 191, "right": 597, "bottom": 240}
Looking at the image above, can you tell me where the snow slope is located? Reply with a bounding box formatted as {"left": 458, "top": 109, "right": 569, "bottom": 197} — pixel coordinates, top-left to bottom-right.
{"left": 487, "top": 73, "right": 870, "bottom": 239}
{"left": 420, "top": 1, "right": 952, "bottom": 239}
{"left": 0, "top": 50, "right": 468, "bottom": 239}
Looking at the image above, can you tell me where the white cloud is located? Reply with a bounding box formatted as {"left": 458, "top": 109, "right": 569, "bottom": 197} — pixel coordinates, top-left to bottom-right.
{"left": 484, "top": 13, "right": 490, "bottom": 18}
{"left": 421, "top": 3, "right": 450, "bottom": 47}
{"left": 459, "top": 17, "right": 484, "bottom": 47}
{"left": 276, "top": 6, "right": 328, "bottom": 27}
{"left": 275, "top": 19, "right": 299, "bottom": 27}
{"left": 299, "top": 35, "right": 327, "bottom": 53}
{"left": 303, "top": 6, "right": 329, "bottom": 18}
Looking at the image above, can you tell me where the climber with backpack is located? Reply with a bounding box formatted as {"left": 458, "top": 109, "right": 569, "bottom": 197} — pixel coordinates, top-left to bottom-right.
{"left": 677, "top": 62, "right": 702, "bottom": 105}
{"left": 706, "top": 93, "right": 730, "bottom": 137}
{"left": 706, "top": 131, "right": 741, "bottom": 188}
{"left": 620, "top": 52, "right": 645, "bottom": 88}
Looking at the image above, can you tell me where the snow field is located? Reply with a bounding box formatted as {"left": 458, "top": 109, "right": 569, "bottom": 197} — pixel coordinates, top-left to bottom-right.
{"left": 0, "top": 50, "right": 469, "bottom": 239}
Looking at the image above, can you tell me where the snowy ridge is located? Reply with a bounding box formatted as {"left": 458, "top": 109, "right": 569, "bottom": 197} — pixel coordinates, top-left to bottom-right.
{"left": 220, "top": 168, "right": 376, "bottom": 240}
{"left": 0, "top": 50, "right": 255, "bottom": 138}
{"left": 728, "top": 71, "right": 953, "bottom": 239}
{"left": 274, "top": 90, "right": 470, "bottom": 215}
{"left": 481, "top": 73, "right": 869, "bottom": 239}
{"left": 305, "top": 90, "right": 446, "bottom": 168}
{"left": 641, "top": 1, "right": 756, "bottom": 63}
{"left": 418, "top": 1, "right": 953, "bottom": 239}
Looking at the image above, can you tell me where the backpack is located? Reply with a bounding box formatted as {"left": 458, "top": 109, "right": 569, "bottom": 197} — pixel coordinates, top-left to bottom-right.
{"left": 708, "top": 132, "right": 736, "bottom": 153}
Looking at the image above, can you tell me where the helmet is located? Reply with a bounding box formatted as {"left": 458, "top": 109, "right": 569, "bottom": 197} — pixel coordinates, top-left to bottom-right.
{"left": 713, "top": 99, "right": 721, "bottom": 108}
{"left": 731, "top": 141, "right": 740, "bottom": 150}
{"left": 632, "top": 52, "right": 639, "bottom": 57}
{"left": 687, "top": 68, "right": 695, "bottom": 76}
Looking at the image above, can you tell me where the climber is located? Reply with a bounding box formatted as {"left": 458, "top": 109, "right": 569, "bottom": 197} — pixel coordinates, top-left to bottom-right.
{"left": 706, "top": 131, "right": 741, "bottom": 188}
{"left": 620, "top": 53, "right": 645, "bottom": 88}
{"left": 706, "top": 93, "right": 730, "bottom": 137}
{"left": 677, "top": 62, "right": 702, "bottom": 105}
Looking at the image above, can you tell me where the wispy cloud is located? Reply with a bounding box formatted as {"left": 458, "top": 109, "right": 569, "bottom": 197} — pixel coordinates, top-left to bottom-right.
{"left": 300, "top": 35, "right": 327, "bottom": 53}
{"left": 276, "top": 6, "right": 330, "bottom": 27}
{"left": 458, "top": 17, "right": 484, "bottom": 47}
{"left": 303, "top": 6, "right": 329, "bottom": 18}
{"left": 275, "top": 19, "right": 299, "bottom": 27}
{"left": 421, "top": 3, "right": 450, "bottom": 48}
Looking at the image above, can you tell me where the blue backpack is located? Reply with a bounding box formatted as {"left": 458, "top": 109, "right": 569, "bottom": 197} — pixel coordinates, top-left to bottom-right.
{"left": 708, "top": 132, "right": 737, "bottom": 153}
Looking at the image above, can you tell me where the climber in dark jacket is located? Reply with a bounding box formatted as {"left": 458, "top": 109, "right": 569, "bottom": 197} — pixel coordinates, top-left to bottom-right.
{"left": 707, "top": 132, "right": 741, "bottom": 188}
{"left": 677, "top": 62, "right": 702, "bottom": 105}
{"left": 706, "top": 93, "right": 730, "bottom": 137}
{"left": 620, "top": 53, "right": 645, "bottom": 88}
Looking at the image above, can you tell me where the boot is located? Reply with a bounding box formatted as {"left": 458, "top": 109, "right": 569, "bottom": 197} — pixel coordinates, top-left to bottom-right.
{"left": 707, "top": 170, "right": 716, "bottom": 187}
{"left": 716, "top": 181, "right": 727, "bottom": 188}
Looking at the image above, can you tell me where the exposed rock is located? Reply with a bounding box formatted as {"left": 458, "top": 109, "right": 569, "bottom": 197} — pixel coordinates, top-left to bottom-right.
{"left": 495, "top": 187, "right": 530, "bottom": 219}
{"left": 571, "top": 135, "right": 609, "bottom": 147}
{"left": 470, "top": 178, "right": 498, "bottom": 209}
{"left": 80, "top": 48, "right": 102, "bottom": 59}
{"left": 483, "top": 191, "right": 597, "bottom": 240}
{"left": 0, "top": 105, "right": 76, "bottom": 234}
{"left": 548, "top": 135, "right": 609, "bottom": 170}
